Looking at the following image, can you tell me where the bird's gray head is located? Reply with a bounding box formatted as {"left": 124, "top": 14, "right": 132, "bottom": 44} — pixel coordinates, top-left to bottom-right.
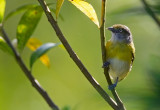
{"left": 107, "top": 24, "right": 132, "bottom": 44}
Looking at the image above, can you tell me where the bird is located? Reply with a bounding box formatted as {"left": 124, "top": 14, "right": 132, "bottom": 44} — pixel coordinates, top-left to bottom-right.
{"left": 102, "top": 24, "right": 135, "bottom": 90}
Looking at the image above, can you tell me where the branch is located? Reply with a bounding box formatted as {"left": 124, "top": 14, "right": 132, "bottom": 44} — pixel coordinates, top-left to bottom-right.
{"left": 37, "top": 0, "right": 119, "bottom": 109}
{"left": 0, "top": 25, "right": 59, "bottom": 110}
{"left": 100, "top": 0, "right": 126, "bottom": 109}
{"left": 141, "top": 0, "right": 160, "bottom": 28}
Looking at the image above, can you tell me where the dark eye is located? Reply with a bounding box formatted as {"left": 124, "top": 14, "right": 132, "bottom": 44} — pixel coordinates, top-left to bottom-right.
{"left": 119, "top": 28, "right": 123, "bottom": 33}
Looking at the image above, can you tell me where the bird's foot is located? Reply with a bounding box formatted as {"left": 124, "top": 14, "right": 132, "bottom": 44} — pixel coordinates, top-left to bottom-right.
{"left": 108, "top": 84, "right": 117, "bottom": 90}
{"left": 102, "top": 61, "right": 110, "bottom": 68}
{"left": 108, "top": 77, "right": 118, "bottom": 90}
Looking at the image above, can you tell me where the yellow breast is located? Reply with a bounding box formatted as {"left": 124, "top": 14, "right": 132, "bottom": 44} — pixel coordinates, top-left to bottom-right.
{"left": 106, "top": 41, "right": 133, "bottom": 63}
{"left": 105, "top": 40, "right": 135, "bottom": 82}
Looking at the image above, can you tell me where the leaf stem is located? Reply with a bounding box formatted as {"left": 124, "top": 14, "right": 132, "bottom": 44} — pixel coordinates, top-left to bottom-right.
{"left": 0, "top": 25, "right": 59, "bottom": 110}
{"left": 37, "top": 0, "right": 118, "bottom": 109}
{"left": 100, "top": 0, "right": 126, "bottom": 110}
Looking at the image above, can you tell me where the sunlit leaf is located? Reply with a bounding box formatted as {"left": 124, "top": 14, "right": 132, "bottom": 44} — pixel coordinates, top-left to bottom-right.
{"left": 0, "top": 36, "right": 13, "bottom": 55}
{"left": 39, "top": 55, "right": 50, "bottom": 68}
{"left": 69, "top": 0, "right": 99, "bottom": 27}
{"left": 58, "top": 44, "right": 65, "bottom": 49}
{"left": 27, "top": 38, "right": 50, "bottom": 68}
{"left": 4, "top": 3, "right": 54, "bottom": 22}
{"left": 0, "top": 0, "right": 6, "bottom": 23}
{"left": 27, "top": 38, "right": 42, "bottom": 50}
{"left": 17, "top": 6, "right": 43, "bottom": 51}
{"left": 30, "top": 42, "right": 60, "bottom": 68}
{"left": 56, "top": 0, "right": 64, "bottom": 19}
{"left": 4, "top": 4, "right": 35, "bottom": 22}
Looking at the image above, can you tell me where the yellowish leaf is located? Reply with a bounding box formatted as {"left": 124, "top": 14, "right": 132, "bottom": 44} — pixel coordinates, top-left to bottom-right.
{"left": 40, "top": 55, "right": 50, "bottom": 68}
{"left": 26, "top": 38, "right": 42, "bottom": 50}
{"left": 0, "top": 0, "right": 6, "bottom": 23}
{"left": 58, "top": 44, "right": 65, "bottom": 49}
{"left": 56, "top": 0, "right": 64, "bottom": 19}
{"left": 69, "top": 0, "right": 99, "bottom": 27}
{"left": 27, "top": 38, "right": 50, "bottom": 68}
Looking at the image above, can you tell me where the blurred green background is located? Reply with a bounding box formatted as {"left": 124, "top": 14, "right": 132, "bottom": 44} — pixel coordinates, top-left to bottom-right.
{"left": 0, "top": 0, "right": 160, "bottom": 110}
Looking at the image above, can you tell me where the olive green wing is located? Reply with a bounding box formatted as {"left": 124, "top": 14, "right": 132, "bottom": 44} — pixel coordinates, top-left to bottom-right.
{"left": 131, "top": 52, "right": 135, "bottom": 64}
{"left": 105, "top": 40, "right": 112, "bottom": 61}
{"left": 129, "top": 43, "right": 135, "bottom": 64}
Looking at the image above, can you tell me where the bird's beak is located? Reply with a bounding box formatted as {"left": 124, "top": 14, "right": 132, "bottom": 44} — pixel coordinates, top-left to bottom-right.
{"left": 107, "top": 27, "right": 115, "bottom": 32}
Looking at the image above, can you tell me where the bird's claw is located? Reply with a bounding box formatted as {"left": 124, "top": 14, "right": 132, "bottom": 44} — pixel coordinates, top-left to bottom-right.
{"left": 102, "top": 61, "right": 110, "bottom": 68}
{"left": 108, "top": 77, "right": 118, "bottom": 90}
{"left": 108, "top": 84, "right": 117, "bottom": 90}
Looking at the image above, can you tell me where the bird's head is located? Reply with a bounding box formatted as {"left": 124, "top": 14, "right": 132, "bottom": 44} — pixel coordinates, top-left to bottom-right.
{"left": 107, "top": 24, "right": 132, "bottom": 44}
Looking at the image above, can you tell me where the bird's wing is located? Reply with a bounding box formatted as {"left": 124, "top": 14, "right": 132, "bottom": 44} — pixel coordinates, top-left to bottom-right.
{"left": 129, "top": 42, "right": 135, "bottom": 64}
{"left": 131, "top": 52, "right": 135, "bottom": 64}
{"left": 105, "top": 40, "right": 112, "bottom": 60}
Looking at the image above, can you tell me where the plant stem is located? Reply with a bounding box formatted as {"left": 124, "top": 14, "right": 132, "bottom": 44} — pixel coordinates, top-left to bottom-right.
{"left": 141, "top": 0, "right": 160, "bottom": 28}
{"left": 37, "top": 0, "right": 119, "bottom": 109}
{"left": 100, "top": 0, "right": 126, "bottom": 110}
{"left": 1, "top": 25, "right": 59, "bottom": 110}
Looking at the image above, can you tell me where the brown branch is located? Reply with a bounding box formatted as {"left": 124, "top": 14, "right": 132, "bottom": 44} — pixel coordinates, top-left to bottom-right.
{"left": 141, "top": 0, "right": 160, "bottom": 28}
{"left": 100, "top": 0, "right": 126, "bottom": 110}
{"left": 37, "top": 0, "right": 119, "bottom": 109}
{"left": 0, "top": 25, "right": 59, "bottom": 110}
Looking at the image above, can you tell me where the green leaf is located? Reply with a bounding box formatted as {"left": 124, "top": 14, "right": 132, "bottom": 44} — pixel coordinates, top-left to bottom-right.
{"left": 0, "top": 0, "right": 6, "bottom": 23}
{"left": 27, "top": 37, "right": 51, "bottom": 68}
{"left": 0, "top": 36, "right": 13, "bottom": 55}
{"left": 56, "top": 0, "right": 64, "bottom": 19}
{"left": 30, "top": 43, "right": 60, "bottom": 68}
{"left": 4, "top": 4, "right": 36, "bottom": 22}
{"left": 69, "top": 0, "right": 99, "bottom": 27}
{"left": 17, "top": 6, "right": 43, "bottom": 51}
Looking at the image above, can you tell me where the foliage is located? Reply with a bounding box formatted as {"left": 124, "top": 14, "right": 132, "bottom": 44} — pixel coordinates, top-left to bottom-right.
{"left": 27, "top": 38, "right": 51, "bottom": 68}
{"left": 0, "top": 0, "right": 5, "bottom": 23}
{"left": 0, "top": 3, "right": 60, "bottom": 68}
{"left": 0, "top": 36, "right": 13, "bottom": 55}
{"left": 0, "top": 0, "right": 160, "bottom": 110}
{"left": 16, "top": 5, "right": 43, "bottom": 51}
{"left": 4, "top": 4, "right": 36, "bottom": 21}
{"left": 56, "top": 0, "right": 64, "bottom": 19}
{"left": 30, "top": 42, "right": 60, "bottom": 69}
{"left": 69, "top": 0, "right": 99, "bottom": 27}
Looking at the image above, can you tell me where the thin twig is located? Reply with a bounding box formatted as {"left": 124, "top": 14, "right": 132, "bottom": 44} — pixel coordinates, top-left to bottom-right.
{"left": 0, "top": 25, "right": 59, "bottom": 110}
{"left": 37, "top": 0, "right": 119, "bottom": 109}
{"left": 141, "top": 0, "right": 160, "bottom": 28}
{"left": 100, "top": 0, "right": 126, "bottom": 110}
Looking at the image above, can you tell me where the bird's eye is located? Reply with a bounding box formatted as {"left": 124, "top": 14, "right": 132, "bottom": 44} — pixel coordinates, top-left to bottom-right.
{"left": 119, "top": 28, "right": 123, "bottom": 33}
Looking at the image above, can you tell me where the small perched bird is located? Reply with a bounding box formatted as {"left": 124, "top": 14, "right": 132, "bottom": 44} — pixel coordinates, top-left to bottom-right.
{"left": 103, "top": 24, "right": 135, "bottom": 90}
